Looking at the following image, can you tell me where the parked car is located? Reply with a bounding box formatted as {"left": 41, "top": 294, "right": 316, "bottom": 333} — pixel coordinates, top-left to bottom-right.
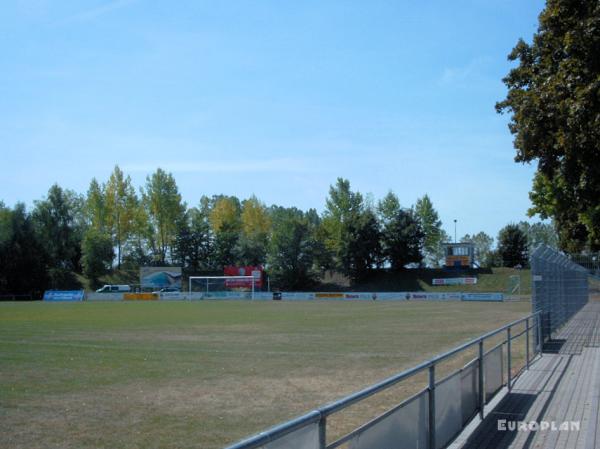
{"left": 95, "top": 285, "right": 131, "bottom": 293}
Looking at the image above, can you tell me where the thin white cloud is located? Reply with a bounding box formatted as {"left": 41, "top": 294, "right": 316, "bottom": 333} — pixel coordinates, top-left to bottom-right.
{"left": 55, "top": 0, "right": 138, "bottom": 25}
{"left": 439, "top": 57, "right": 492, "bottom": 86}
{"left": 122, "top": 157, "right": 316, "bottom": 174}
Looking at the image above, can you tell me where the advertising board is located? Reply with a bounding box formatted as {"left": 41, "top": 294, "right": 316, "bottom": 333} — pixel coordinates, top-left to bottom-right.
{"left": 223, "top": 266, "right": 264, "bottom": 288}
{"left": 140, "top": 267, "right": 182, "bottom": 290}
{"left": 461, "top": 293, "right": 504, "bottom": 302}
{"left": 315, "top": 292, "right": 344, "bottom": 299}
{"left": 43, "top": 290, "right": 85, "bottom": 302}
{"left": 432, "top": 278, "right": 477, "bottom": 286}
{"left": 409, "top": 292, "right": 462, "bottom": 301}
{"left": 124, "top": 293, "right": 158, "bottom": 300}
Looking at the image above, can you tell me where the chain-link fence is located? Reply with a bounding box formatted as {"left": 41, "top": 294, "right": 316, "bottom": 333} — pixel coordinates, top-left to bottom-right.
{"left": 531, "top": 245, "right": 589, "bottom": 342}
{"left": 569, "top": 253, "right": 600, "bottom": 278}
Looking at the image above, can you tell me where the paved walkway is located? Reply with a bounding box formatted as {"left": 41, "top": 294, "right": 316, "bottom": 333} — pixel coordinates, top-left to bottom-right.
{"left": 454, "top": 302, "right": 600, "bottom": 449}
{"left": 548, "top": 301, "right": 600, "bottom": 354}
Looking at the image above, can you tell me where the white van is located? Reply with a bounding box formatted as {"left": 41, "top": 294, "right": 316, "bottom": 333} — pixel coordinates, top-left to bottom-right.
{"left": 96, "top": 285, "right": 131, "bottom": 293}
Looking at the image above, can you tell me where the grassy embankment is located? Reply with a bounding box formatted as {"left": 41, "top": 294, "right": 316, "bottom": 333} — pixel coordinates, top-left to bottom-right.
{"left": 77, "top": 267, "right": 532, "bottom": 295}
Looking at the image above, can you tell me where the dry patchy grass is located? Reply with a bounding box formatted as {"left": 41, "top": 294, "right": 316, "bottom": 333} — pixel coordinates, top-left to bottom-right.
{"left": 0, "top": 300, "right": 531, "bottom": 449}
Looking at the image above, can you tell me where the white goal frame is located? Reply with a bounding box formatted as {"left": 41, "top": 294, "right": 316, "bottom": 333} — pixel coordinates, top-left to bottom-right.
{"left": 188, "top": 276, "right": 256, "bottom": 300}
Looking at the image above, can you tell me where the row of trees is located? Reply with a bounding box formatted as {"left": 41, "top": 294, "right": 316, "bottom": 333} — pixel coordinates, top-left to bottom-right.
{"left": 461, "top": 221, "right": 558, "bottom": 269}
{"left": 0, "top": 167, "right": 557, "bottom": 294}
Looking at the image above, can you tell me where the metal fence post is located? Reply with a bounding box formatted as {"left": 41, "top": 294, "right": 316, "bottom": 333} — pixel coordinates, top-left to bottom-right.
{"left": 478, "top": 340, "right": 485, "bottom": 419}
{"left": 507, "top": 327, "right": 512, "bottom": 391}
{"left": 318, "top": 414, "right": 326, "bottom": 449}
{"left": 537, "top": 313, "right": 542, "bottom": 356}
{"left": 429, "top": 364, "right": 436, "bottom": 449}
{"left": 525, "top": 318, "right": 530, "bottom": 370}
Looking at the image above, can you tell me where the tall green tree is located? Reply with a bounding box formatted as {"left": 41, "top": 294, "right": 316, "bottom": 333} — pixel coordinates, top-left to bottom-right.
{"left": 32, "top": 184, "right": 86, "bottom": 275}
{"left": 268, "top": 207, "right": 318, "bottom": 289}
{"left": 414, "top": 194, "right": 443, "bottom": 267}
{"left": 341, "top": 208, "right": 382, "bottom": 281}
{"left": 123, "top": 200, "right": 153, "bottom": 267}
{"left": 497, "top": 224, "right": 528, "bottom": 267}
{"left": 321, "top": 178, "right": 364, "bottom": 270}
{"left": 238, "top": 196, "right": 271, "bottom": 265}
{"left": 209, "top": 195, "right": 241, "bottom": 267}
{"left": 381, "top": 208, "right": 424, "bottom": 270}
{"left": 304, "top": 208, "right": 330, "bottom": 271}
{"left": 85, "top": 178, "right": 107, "bottom": 232}
{"left": 0, "top": 203, "right": 49, "bottom": 296}
{"left": 377, "top": 191, "right": 401, "bottom": 224}
{"left": 0, "top": 202, "right": 10, "bottom": 246}
{"left": 105, "top": 166, "right": 138, "bottom": 268}
{"left": 173, "top": 205, "right": 213, "bottom": 271}
{"left": 81, "top": 228, "right": 114, "bottom": 287}
{"left": 496, "top": 0, "right": 600, "bottom": 251}
{"left": 142, "top": 168, "right": 186, "bottom": 264}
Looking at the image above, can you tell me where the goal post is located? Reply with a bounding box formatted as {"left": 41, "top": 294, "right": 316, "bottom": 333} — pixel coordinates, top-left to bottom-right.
{"left": 188, "top": 276, "right": 256, "bottom": 300}
{"left": 507, "top": 274, "right": 521, "bottom": 296}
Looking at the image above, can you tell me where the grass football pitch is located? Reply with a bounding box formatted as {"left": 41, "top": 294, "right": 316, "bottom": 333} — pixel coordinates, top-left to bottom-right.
{"left": 0, "top": 300, "right": 531, "bottom": 449}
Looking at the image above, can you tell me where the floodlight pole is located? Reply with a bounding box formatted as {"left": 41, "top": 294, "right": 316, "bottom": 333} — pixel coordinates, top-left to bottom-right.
{"left": 454, "top": 219, "right": 457, "bottom": 243}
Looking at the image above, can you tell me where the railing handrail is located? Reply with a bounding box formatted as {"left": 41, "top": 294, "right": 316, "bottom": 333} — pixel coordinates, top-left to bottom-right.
{"left": 319, "top": 311, "right": 538, "bottom": 415}
{"left": 223, "top": 311, "right": 540, "bottom": 449}
{"left": 225, "top": 410, "right": 322, "bottom": 449}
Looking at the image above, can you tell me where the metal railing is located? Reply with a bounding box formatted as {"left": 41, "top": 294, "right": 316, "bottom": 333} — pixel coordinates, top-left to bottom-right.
{"left": 531, "top": 245, "right": 589, "bottom": 342}
{"left": 224, "top": 312, "right": 541, "bottom": 449}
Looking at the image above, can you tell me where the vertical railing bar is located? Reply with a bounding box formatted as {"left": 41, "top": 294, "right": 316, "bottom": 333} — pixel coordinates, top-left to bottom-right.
{"left": 318, "top": 415, "right": 326, "bottom": 449}
{"left": 537, "top": 313, "right": 543, "bottom": 356}
{"left": 507, "top": 326, "right": 512, "bottom": 391}
{"left": 525, "top": 318, "right": 530, "bottom": 370}
{"left": 428, "top": 364, "right": 436, "bottom": 449}
{"left": 478, "top": 339, "right": 485, "bottom": 419}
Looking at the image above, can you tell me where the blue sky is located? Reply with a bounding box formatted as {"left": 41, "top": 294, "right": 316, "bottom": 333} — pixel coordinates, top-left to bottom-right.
{"left": 1, "top": 0, "right": 546, "bottom": 240}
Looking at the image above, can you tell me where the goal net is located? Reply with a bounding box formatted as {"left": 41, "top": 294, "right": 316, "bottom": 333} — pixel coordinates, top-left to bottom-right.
{"left": 507, "top": 274, "right": 521, "bottom": 296}
{"left": 188, "top": 276, "right": 256, "bottom": 300}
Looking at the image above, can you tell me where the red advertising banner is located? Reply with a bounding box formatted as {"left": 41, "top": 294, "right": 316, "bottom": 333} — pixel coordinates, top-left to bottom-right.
{"left": 223, "top": 266, "right": 264, "bottom": 288}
